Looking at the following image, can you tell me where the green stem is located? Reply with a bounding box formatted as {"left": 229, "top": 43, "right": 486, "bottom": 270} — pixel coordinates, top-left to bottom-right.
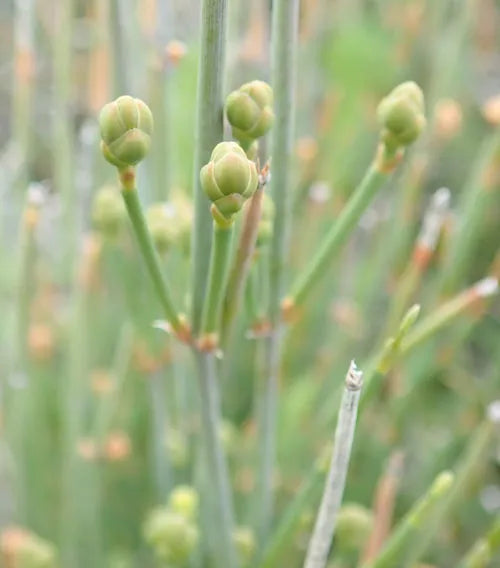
{"left": 255, "top": 0, "right": 300, "bottom": 544}
{"left": 120, "top": 178, "right": 184, "bottom": 337}
{"left": 190, "top": 0, "right": 228, "bottom": 334}
{"left": 405, "top": 408, "right": 500, "bottom": 565}
{"left": 363, "top": 471, "right": 455, "bottom": 568}
{"left": 200, "top": 222, "right": 234, "bottom": 343}
{"left": 459, "top": 515, "right": 500, "bottom": 568}
{"left": 289, "top": 159, "right": 390, "bottom": 309}
{"left": 194, "top": 350, "right": 238, "bottom": 568}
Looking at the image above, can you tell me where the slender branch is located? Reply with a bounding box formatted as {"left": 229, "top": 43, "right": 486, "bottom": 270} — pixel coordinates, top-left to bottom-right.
{"left": 304, "top": 361, "right": 363, "bottom": 568}
{"left": 200, "top": 221, "right": 234, "bottom": 349}
{"left": 119, "top": 169, "right": 189, "bottom": 341}
{"left": 190, "top": 0, "right": 228, "bottom": 334}
{"left": 363, "top": 471, "right": 455, "bottom": 568}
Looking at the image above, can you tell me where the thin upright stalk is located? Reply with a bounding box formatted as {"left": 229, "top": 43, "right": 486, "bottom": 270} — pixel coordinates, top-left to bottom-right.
{"left": 304, "top": 361, "right": 363, "bottom": 568}
{"left": 194, "top": 350, "right": 238, "bottom": 568}
{"left": 200, "top": 222, "right": 234, "bottom": 347}
{"left": 190, "top": 0, "right": 228, "bottom": 334}
{"left": 118, "top": 169, "right": 187, "bottom": 339}
{"left": 255, "top": 0, "right": 299, "bottom": 543}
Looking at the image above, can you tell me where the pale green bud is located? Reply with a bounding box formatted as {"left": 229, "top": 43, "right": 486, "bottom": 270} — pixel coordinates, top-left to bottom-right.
{"left": 144, "top": 509, "right": 198, "bottom": 565}
{"left": 99, "top": 95, "right": 153, "bottom": 168}
{"left": 233, "top": 526, "right": 256, "bottom": 565}
{"left": 219, "top": 419, "right": 238, "bottom": 456}
{"left": 92, "top": 185, "right": 127, "bottom": 237}
{"left": 226, "top": 80, "right": 274, "bottom": 144}
{"left": 168, "top": 486, "right": 199, "bottom": 521}
{"left": 165, "top": 429, "right": 188, "bottom": 468}
{"left": 377, "top": 81, "right": 426, "bottom": 150}
{"left": 335, "top": 503, "right": 374, "bottom": 551}
{"left": 200, "top": 142, "right": 258, "bottom": 225}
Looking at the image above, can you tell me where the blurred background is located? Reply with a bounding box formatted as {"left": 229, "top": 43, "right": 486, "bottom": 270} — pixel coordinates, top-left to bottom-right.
{"left": 0, "top": 0, "right": 499, "bottom": 567}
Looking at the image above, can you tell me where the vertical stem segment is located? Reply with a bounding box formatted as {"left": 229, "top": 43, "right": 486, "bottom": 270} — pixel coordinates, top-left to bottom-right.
{"left": 200, "top": 222, "right": 234, "bottom": 346}
{"left": 119, "top": 173, "right": 185, "bottom": 337}
{"left": 195, "top": 350, "right": 238, "bottom": 568}
{"left": 304, "top": 362, "right": 363, "bottom": 568}
{"left": 255, "top": 0, "right": 299, "bottom": 543}
{"left": 190, "top": 0, "right": 228, "bottom": 334}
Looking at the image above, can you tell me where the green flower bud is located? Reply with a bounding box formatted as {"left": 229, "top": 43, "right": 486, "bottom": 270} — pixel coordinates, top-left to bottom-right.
{"left": 335, "top": 503, "right": 373, "bottom": 551}
{"left": 377, "top": 81, "right": 426, "bottom": 150}
{"left": 146, "top": 203, "right": 178, "bottom": 254}
{"left": 92, "top": 185, "right": 127, "bottom": 238}
{"left": 99, "top": 95, "right": 153, "bottom": 168}
{"left": 256, "top": 193, "right": 275, "bottom": 247}
{"left": 200, "top": 142, "right": 258, "bottom": 225}
{"left": 219, "top": 419, "right": 238, "bottom": 456}
{"left": 233, "top": 526, "right": 256, "bottom": 565}
{"left": 226, "top": 80, "right": 274, "bottom": 144}
{"left": 144, "top": 509, "right": 198, "bottom": 565}
{"left": 168, "top": 486, "right": 199, "bottom": 521}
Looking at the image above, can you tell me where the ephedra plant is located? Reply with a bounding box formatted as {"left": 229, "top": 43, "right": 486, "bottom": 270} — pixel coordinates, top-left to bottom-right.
{"left": 2, "top": 1, "right": 500, "bottom": 568}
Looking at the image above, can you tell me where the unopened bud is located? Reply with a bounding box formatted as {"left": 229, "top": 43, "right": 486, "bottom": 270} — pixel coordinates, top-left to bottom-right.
{"left": 335, "top": 504, "right": 374, "bottom": 551}
{"left": 146, "top": 203, "right": 178, "bottom": 254}
{"left": 144, "top": 510, "right": 198, "bottom": 564}
{"left": 233, "top": 526, "right": 256, "bottom": 565}
{"left": 256, "top": 193, "right": 275, "bottom": 247}
{"left": 225, "top": 80, "right": 274, "bottom": 144}
{"left": 200, "top": 142, "right": 258, "bottom": 225}
{"left": 99, "top": 96, "right": 153, "bottom": 168}
{"left": 377, "top": 81, "right": 426, "bottom": 150}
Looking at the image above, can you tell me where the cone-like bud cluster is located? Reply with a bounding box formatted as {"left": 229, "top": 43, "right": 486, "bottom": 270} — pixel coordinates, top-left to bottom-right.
{"left": 99, "top": 96, "right": 153, "bottom": 168}
{"left": 144, "top": 485, "right": 200, "bottom": 565}
{"left": 200, "top": 142, "right": 258, "bottom": 226}
{"left": 335, "top": 503, "right": 374, "bottom": 551}
{"left": 225, "top": 81, "right": 274, "bottom": 145}
{"left": 256, "top": 193, "right": 275, "bottom": 247}
{"left": 233, "top": 526, "right": 256, "bottom": 566}
{"left": 377, "top": 81, "right": 426, "bottom": 151}
{"left": 92, "top": 186, "right": 127, "bottom": 238}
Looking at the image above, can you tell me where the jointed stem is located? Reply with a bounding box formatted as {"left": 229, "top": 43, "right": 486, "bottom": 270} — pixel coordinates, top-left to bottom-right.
{"left": 194, "top": 350, "right": 239, "bottom": 568}
{"left": 304, "top": 362, "right": 363, "bottom": 568}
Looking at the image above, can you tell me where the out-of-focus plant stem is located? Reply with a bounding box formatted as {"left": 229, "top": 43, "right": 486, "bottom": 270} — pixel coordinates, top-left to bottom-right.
{"left": 459, "top": 515, "right": 500, "bottom": 568}
{"left": 255, "top": 0, "right": 299, "bottom": 545}
{"left": 190, "top": 0, "right": 228, "bottom": 335}
{"left": 52, "top": 0, "right": 75, "bottom": 270}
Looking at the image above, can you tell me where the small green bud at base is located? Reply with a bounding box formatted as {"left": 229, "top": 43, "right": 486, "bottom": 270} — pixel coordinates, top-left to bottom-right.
{"left": 92, "top": 185, "right": 127, "bottom": 238}
{"left": 256, "top": 193, "right": 275, "bottom": 247}
{"left": 335, "top": 503, "right": 374, "bottom": 551}
{"left": 99, "top": 95, "right": 153, "bottom": 168}
{"left": 225, "top": 80, "right": 275, "bottom": 144}
{"left": 144, "top": 509, "right": 198, "bottom": 564}
{"left": 377, "top": 81, "right": 426, "bottom": 151}
{"left": 200, "top": 142, "right": 258, "bottom": 225}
